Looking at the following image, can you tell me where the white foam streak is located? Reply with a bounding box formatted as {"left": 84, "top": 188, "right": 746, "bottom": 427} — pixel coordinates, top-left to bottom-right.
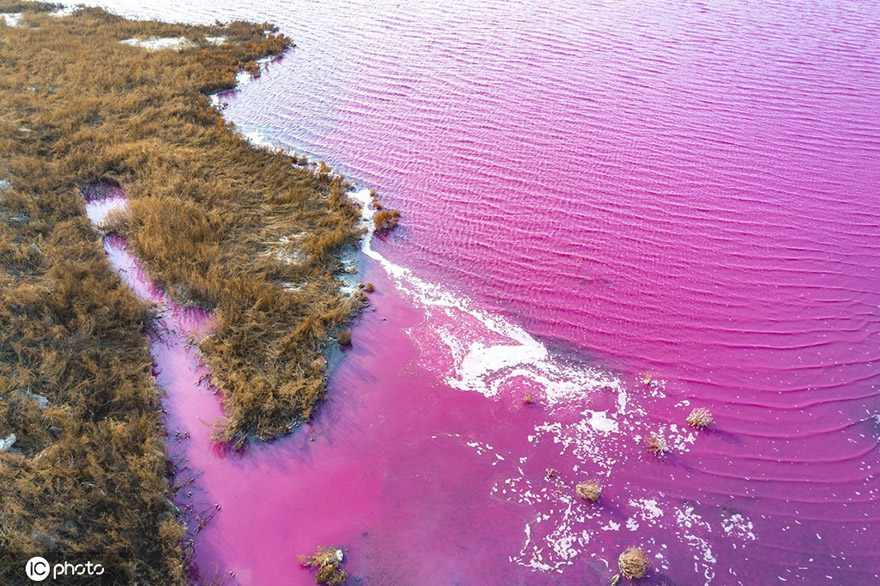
{"left": 351, "top": 188, "right": 616, "bottom": 405}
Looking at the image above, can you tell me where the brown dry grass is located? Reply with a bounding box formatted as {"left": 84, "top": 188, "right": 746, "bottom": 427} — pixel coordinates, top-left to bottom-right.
{"left": 0, "top": 1, "right": 360, "bottom": 582}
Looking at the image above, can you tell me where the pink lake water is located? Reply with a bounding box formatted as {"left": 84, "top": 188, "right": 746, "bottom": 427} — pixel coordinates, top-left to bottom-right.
{"left": 83, "top": 0, "right": 880, "bottom": 584}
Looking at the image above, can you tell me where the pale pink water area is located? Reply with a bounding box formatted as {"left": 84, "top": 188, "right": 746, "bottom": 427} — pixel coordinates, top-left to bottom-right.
{"left": 83, "top": 0, "right": 880, "bottom": 583}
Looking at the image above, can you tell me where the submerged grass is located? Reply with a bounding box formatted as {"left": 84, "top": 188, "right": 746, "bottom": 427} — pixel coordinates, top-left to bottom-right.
{"left": 1, "top": 1, "right": 361, "bottom": 581}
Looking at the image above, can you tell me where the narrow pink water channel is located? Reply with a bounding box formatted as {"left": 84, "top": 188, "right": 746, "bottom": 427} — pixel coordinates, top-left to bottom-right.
{"left": 88, "top": 188, "right": 642, "bottom": 585}
{"left": 83, "top": 0, "right": 880, "bottom": 583}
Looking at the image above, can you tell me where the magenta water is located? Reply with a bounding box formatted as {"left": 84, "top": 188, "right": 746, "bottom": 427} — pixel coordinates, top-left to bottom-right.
{"left": 83, "top": 0, "right": 880, "bottom": 583}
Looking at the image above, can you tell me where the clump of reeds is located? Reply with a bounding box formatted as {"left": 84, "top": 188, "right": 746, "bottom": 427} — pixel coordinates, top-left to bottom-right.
{"left": 644, "top": 432, "right": 669, "bottom": 456}
{"left": 686, "top": 407, "right": 713, "bottom": 429}
{"left": 545, "top": 468, "right": 558, "bottom": 479}
{"left": 575, "top": 480, "right": 602, "bottom": 502}
{"left": 337, "top": 330, "right": 352, "bottom": 346}
{"left": 610, "top": 547, "right": 649, "bottom": 584}
{"left": 641, "top": 372, "right": 653, "bottom": 384}
{"left": 362, "top": 282, "right": 374, "bottom": 293}
{"left": 522, "top": 393, "right": 534, "bottom": 405}
{"left": 299, "top": 547, "right": 347, "bottom": 585}
{"left": 373, "top": 209, "right": 400, "bottom": 232}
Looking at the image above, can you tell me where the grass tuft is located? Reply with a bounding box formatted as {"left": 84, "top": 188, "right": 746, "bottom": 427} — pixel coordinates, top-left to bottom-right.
{"left": 373, "top": 209, "right": 400, "bottom": 232}
{"left": 575, "top": 479, "right": 602, "bottom": 502}
{"left": 644, "top": 432, "right": 669, "bottom": 456}
{"left": 615, "top": 546, "right": 649, "bottom": 582}
{"left": 686, "top": 407, "right": 713, "bottom": 428}
{"left": 299, "top": 546, "right": 348, "bottom": 585}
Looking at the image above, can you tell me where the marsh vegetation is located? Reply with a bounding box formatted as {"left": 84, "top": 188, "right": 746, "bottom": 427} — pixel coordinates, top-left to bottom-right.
{"left": 0, "top": 2, "right": 361, "bottom": 581}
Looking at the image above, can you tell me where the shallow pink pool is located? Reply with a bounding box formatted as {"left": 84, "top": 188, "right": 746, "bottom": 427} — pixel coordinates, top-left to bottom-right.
{"left": 85, "top": 0, "right": 880, "bottom": 583}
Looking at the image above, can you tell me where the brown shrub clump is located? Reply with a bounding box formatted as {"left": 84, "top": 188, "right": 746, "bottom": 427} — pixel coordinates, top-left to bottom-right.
{"left": 299, "top": 546, "right": 348, "bottom": 585}
{"left": 337, "top": 330, "right": 352, "bottom": 346}
{"left": 686, "top": 407, "right": 713, "bottom": 428}
{"left": 575, "top": 480, "right": 602, "bottom": 502}
{"left": 0, "top": 1, "right": 359, "bottom": 581}
{"left": 615, "top": 546, "right": 650, "bottom": 582}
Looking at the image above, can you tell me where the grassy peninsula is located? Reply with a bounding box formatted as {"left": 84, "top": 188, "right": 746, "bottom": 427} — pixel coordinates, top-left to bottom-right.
{"left": 1, "top": 2, "right": 361, "bottom": 582}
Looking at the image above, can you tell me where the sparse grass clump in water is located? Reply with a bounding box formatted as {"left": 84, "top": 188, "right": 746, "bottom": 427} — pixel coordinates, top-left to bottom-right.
{"left": 299, "top": 547, "right": 348, "bottom": 585}
{"left": 522, "top": 393, "right": 534, "bottom": 405}
{"left": 373, "top": 209, "right": 400, "bottom": 232}
{"left": 575, "top": 479, "right": 602, "bottom": 502}
{"left": 686, "top": 407, "right": 713, "bottom": 428}
{"left": 644, "top": 432, "right": 669, "bottom": 456}
{"left": 337, "top": 330, "right": 352, "bottom": 346}
{"left": 611, "top": 546, "right": 650, "bottom": 583}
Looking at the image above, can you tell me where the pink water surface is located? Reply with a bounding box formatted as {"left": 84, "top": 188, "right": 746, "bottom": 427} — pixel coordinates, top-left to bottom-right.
{"left": 82, "top": 0, "right": 880, "bottom": 583}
